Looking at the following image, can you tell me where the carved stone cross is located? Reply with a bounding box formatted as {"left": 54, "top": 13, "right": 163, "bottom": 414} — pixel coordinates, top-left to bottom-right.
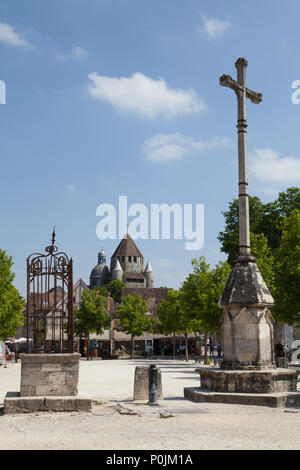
{"left": 220, "top": 58, "right": 262, "bottom": 257}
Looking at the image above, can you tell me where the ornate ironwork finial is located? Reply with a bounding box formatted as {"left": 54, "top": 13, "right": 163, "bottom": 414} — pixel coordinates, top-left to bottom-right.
{"left": 51, "top": 226, "right": 56, "bottom": 245}
{"left": 45, "top": 228, "right": 58, "bottom": 254}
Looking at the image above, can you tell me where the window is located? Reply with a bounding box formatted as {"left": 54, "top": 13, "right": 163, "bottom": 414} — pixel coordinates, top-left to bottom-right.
{"left": 134, "top": 257, "right": 137, "bottom": 263}
{"left": 128, "top": 256, "right": 132, "bottom": 262}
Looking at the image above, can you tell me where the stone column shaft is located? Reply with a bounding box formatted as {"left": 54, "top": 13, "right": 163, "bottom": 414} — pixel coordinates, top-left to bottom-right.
{"left": 236, "top": 58, "right": 250, "bottom": 256}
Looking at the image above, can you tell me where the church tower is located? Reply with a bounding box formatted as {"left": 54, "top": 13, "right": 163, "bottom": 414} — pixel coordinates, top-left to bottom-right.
{"left": 144, "top": 262, "right": 154, "bottom": 288}
{"left": 89, "top": 249, "right": 110, "bottom": 288}
{"left": 110, "top": 233, "right": 153, "bottom": 288}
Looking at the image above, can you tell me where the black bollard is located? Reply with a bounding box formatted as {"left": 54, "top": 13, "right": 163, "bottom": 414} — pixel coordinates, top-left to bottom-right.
{"left": 149, "top": 364, "right": 158, "bottom": 405}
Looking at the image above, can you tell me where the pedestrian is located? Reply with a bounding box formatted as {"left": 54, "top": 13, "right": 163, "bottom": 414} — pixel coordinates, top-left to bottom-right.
{"left": 275, "top": 343, "right": 284, "bottom": 357}
{"left": 209, "top": 341, "right": 214, "bottom": 357}
{"left": 217, "top": 342, "right": 222, "bottom": 357}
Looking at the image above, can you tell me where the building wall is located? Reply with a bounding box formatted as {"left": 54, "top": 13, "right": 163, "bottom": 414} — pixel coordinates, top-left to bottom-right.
{"left": 121, "top": 287, "right": 171, "bottom": 313}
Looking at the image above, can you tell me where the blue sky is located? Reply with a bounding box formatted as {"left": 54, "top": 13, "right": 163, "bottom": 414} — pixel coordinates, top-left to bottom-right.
{"left": 1, "top": 0, "right": 300, "bottom": 296}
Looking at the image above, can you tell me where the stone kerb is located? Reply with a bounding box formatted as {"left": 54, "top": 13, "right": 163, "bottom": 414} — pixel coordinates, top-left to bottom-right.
{"left": 20, "top": 353, "right": 80, "bottom": 397}
{"left": 133, "top": 366, "right": 163, "bottom": 401}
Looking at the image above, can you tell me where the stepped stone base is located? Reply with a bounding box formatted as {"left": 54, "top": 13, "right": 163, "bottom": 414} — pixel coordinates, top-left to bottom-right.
{"left": 184, "top": 387, "right": 300, "bottom": 408}
{"left": 196, "top": 367, "right": 298, "bottom": 394}
{"left": 4, "top": 392, "right": 92, "bottom": 414}
{"left": 184, "top": 367, "right": 300, "bottom": 408}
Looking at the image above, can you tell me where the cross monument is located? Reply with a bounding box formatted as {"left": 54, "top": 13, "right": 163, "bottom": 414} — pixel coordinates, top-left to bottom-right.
{"left": 218, "top": 58, "right": 275, "bottom": 370}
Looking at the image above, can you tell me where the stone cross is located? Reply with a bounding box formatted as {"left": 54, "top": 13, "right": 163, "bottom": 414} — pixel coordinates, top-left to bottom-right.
{"left": 220, "top": 58, "right": 262, "bottom": 257}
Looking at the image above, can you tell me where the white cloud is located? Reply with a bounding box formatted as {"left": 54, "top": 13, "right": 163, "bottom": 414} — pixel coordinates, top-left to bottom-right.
{"left": 143, "top": 133, "right": 231, "bottom": 163}
{"left": 88, "top": 72, "right": 205, "bottom": 119}
{"left": 249, "top": 148, "right": 300, "bottom": 184}
{"left": 198, "top": 16, "right": 231, "bottom": 40}
{"left": 0, "top": 21, "right": 30, "bottom": 48}
{"left": 57, "top": 46, "right": 87, "bottom": 61}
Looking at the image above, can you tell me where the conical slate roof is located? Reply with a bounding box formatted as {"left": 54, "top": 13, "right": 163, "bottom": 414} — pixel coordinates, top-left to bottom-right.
{"left": 112, "top": 233, "right": 143, "bottom": 258}
{"left": 113, "top": 259, "right": 123, "bottom": 272}
{"left": 144, "top": 261, "right": 153, "bottom": 272}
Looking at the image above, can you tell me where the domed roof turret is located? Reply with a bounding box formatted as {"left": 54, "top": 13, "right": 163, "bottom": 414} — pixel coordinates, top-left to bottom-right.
{"left": 90, "top": 248, "right": 109, "bottom": 288}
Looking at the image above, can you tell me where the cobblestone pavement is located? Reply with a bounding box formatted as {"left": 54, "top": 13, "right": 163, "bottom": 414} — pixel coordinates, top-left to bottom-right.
{"left": 0, "top": 359, "right": 299, "bottom": 450}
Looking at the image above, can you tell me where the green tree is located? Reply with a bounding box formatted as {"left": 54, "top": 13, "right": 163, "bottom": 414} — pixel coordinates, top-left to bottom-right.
{"left": 108, "top": 279, "right": 125, "bottom": 303}
{"left": 74, "top": 288, "right": 111, "bottom": 359}
{"left": 0, "top": 249, "right": 24, "bottom": 341}
{"left": 250, "top": 232, "right": 275, "bottom": 292}
{"left": 94, "top": 286, "right": 109, "bottom": 297}
{"left": 181, "top": 257, "right": 231, "bottom": 361}
{"left": 218, "top": 187, "right": 300, "bottom": 265}
{"left": 157, "top": 290, "right": 191, "bottom": 360}
{"left": 273, "top": 210, "right": 300, "bottom": 324}
{"left": 116, "top": 294, "right": 150, "bottom": 358}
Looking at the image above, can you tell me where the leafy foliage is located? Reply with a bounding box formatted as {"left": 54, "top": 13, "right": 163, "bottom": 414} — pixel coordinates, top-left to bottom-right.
{"left": 108, "top": 279, "right": 125, "bottom": 303}
{"left": 273, "top": 210, "right": 300, "bottom": 324}
{"left": 74, "top": 288, "right": 111, "bottom": 339}
{"left": 0, "top": 249, "right": 24, "bottom": 341}
{"left": 116, "top": 294, "right": 150, "bottom": 357}
{"left": 218, "top": 187, "right": 300, "bottom": 265}
{"left": 180, "top": 257, "right": 231, "bottom": 335}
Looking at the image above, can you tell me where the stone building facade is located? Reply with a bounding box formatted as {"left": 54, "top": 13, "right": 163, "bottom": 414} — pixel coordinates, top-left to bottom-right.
{"left": 90, "top": 233, "right": 154, "bottom": 289}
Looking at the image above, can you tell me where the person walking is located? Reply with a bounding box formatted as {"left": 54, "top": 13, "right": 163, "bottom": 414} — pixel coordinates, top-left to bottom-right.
{"left": 217, "top": 342, "right": 222, "bottom": 357}
{"left": 209, "top": 340, "right": 214, "bottom": 357}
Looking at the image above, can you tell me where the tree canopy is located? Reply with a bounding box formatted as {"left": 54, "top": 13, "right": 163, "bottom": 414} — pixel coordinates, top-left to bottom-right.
{"left": 273, "top": 209, "right": 300, "bottom": 324}
{"left": 0, "top": 249, "right": 24, "bottom": 341}
{"left": 107, "top": 279, "right": 125, "bottom": 303}
{"left": 74, "top": 288, "right": 111, "bottom": 340}
{"left": 218, "top": 187, "right": 300, "bottom": 265}
{"left": 218, "top": 188, "right": 300, "bottom": 325}
{"left": 116, "top": 294, "right": 150, "bottom": 357}
{"left": 180, "top": 257, "right": 231, "bottom": 336}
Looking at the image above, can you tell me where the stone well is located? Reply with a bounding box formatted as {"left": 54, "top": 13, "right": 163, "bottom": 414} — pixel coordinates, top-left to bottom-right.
{"left": 20, "top": 353, "right": 80, "bottom": 397}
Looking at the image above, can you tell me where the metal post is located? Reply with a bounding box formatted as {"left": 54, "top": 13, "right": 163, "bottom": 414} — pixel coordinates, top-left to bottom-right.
{"left": 148, "top": 364, "right": 158, "bottom": 405}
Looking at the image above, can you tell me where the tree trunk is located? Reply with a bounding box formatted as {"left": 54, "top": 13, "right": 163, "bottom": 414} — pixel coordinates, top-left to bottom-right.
{"left": 185, "top": 331, "right": 189, "bottom": 362}
{"left": 86, "top": 335, "right": 90, "bottom": 361}
{"left": 131, "top": 335, "right": 134, "bottom": 359}
{"left": 173, "top": 333, "right": 176, "bottom": 360}
{"left": 204, "top": 332, "right": 209, "bottom": 363}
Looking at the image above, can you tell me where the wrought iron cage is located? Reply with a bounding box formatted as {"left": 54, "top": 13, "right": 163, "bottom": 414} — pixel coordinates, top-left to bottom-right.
{"left": 26, "top": 231, "right": 74, "bottom": 353}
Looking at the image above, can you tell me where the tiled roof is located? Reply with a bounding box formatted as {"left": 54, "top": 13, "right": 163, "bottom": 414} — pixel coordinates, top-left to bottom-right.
{"left": 112, "top": 233, "right": 143, "bottom": 258}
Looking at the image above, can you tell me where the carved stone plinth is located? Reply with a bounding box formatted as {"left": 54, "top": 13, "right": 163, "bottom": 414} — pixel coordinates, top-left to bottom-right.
{"left": 219, "top": 256, "right": 276, "bottom": 370}
{"left": 221, "top": 306, "right": 276, "bottom": 370}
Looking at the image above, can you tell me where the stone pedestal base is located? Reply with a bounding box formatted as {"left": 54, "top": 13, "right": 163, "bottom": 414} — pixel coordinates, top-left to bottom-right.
{"left": 197, "top": 367, "right": 297, "bottom": 393}
{"left": 20, "top": 353, "right": 80, "bottom": 397}
{"left": 4, "top": 392, "right": 92, "bottom": 414}
{"left": 184, "top": 367, "right": 300, "bottom": 408}
{"left": 184, "top": 387, "right": 300, "bottom": 408}
{"left": 4, "top": 353, "right": 87, "bottom": 414}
